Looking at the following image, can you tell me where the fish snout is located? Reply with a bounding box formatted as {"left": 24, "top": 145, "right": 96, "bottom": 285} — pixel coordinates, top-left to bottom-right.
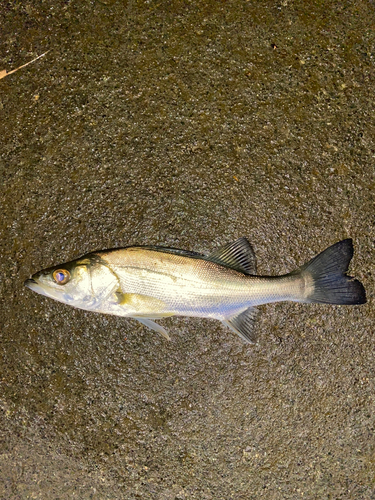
{"left": 24, "top": 278, "right": 38, "bottom": 289}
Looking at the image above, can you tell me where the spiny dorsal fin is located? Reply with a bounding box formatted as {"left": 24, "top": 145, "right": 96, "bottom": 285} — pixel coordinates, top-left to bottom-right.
{"left": 222, "top": 307, "right": 258, "bottom": 343}
{"left": 207, "top": 237, "right": 257, "bottom": 275}
{"left": 140, "top": 246, "right": 205, "bottom": 258}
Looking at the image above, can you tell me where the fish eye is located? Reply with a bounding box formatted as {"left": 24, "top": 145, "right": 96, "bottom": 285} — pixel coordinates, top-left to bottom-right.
{"left": 53, "top": 269, "right": 70, "bottom": 285}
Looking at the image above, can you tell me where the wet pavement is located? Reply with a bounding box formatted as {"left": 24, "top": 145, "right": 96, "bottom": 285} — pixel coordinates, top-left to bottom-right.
{"left": 1, "top": 0, "right": 374, "bottom": 498}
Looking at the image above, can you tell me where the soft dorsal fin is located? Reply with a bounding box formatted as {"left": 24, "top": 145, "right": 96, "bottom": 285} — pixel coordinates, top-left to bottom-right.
{"left": 222, "top": 307, "right": 258, "bottom": 343}
{"left": 207, "top": 237, "right": 257, "bottom": 274}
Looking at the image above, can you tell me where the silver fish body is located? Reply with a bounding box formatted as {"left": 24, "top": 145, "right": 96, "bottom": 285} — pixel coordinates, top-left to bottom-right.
{"left": 24, "top": 238, "right": 366, "bottom": 343}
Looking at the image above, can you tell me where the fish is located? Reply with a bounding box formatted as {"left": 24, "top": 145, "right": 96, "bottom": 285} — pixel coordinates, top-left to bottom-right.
{"left": 24, "top": 238, "right": 366, "bottom": 343}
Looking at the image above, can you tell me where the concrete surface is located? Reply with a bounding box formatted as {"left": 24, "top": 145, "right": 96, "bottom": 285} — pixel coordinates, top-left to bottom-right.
{"left": 0, "top": 0, "right": 374, "bottom": 498}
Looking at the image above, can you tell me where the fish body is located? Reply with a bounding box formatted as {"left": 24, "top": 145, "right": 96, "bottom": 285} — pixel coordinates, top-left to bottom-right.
{"left": 24, "top": 238, "right": 366, "bottom": 343}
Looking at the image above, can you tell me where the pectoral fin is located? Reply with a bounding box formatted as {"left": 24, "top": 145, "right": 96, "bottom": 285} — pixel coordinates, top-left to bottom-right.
{"left": 134, "top": 317, "right": 171, "bottom": 341}
{"left": 116, "top": 292, "right": 169, "bottom": 315}
{"left": 222, "top": 307, "right": 258, "bottom": 344}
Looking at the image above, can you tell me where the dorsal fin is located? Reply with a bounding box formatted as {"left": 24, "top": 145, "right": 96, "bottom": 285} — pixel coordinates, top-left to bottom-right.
{"left": 207, "top": 237, "right": 257, "bottom": 275}
{"left": 140, "top": 246, "right": 205, "bottom": 258}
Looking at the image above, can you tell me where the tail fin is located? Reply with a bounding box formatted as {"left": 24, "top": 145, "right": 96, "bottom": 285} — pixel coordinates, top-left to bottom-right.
{"left": 299, "top": 239, "right": 366, "bottom": 305}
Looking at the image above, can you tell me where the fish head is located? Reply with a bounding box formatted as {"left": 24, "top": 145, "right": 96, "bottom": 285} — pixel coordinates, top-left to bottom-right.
{"left": 24, "top": 254, "right": 117, "bottom": 309}
{"left": 24, "top": 257, "right": 93, "bottom": 306}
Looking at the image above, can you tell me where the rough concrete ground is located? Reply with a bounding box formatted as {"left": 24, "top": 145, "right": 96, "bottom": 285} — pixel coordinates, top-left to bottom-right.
{"left": 0, "top": 0, "right": 374, "bottom": 498}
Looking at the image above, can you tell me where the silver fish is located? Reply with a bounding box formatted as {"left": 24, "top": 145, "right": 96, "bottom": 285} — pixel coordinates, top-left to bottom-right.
{"left": 24, "top": 238, "right": 366, "bottom": 343}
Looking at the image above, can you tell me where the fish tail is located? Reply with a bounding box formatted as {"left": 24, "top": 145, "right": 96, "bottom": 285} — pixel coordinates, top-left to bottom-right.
{"left": 297, "top": 239, "right": 366, "bottom": 305}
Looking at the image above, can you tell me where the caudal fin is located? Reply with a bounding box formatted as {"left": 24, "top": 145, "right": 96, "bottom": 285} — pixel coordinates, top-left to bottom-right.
{"left": 299, "top": 239, "right": 366, "bottom": 305}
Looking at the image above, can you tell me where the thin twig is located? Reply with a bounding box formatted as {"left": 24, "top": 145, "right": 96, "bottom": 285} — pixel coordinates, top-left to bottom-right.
{"left": 0, "top": 50, "right": 50, "bottom": 80}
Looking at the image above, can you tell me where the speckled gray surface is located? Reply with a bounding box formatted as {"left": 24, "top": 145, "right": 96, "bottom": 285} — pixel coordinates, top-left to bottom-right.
{"left": 1, "top": 1, "right": 374, "bottom": 498}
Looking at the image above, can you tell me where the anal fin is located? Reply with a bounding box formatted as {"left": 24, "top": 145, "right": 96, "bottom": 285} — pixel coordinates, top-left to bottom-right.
{"left": 222, "top": 307, "right": 258, "bottom": 344}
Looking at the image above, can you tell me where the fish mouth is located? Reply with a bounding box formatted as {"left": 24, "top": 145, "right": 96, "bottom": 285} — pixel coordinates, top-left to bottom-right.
{"left": 24, "top": 278, "right": 37, "bottom": 289}
{"left": 24, "top": 277, "right": 72, "bottom": 302}
{"left": 24, "top": 278, "right": 45, "bottom": 295}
